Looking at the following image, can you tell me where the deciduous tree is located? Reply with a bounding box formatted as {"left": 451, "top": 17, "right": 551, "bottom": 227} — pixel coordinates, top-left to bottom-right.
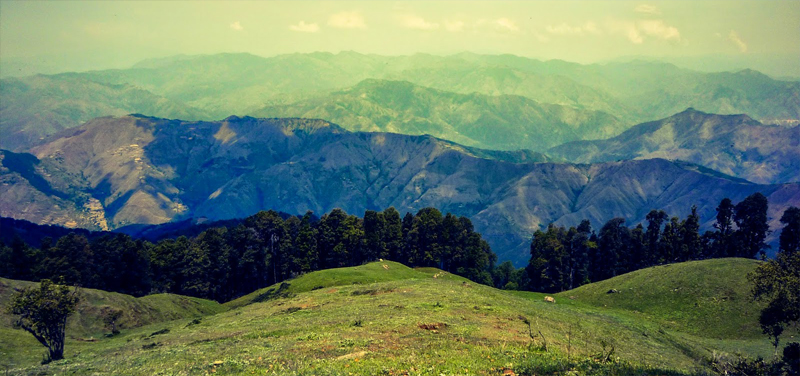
{"left": 7, "top": 279, "right": 80, "bottom": 362}
{"left": 750, "top": 206, "right": 800, "bottom": 352}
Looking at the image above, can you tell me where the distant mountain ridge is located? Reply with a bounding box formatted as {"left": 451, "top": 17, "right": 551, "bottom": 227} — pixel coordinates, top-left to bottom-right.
{"left": 0, "top": 74, "right": 208, "bottom": 151}
{"left": 2, "top": 114, "right": 798, "bottom": 264}
{"left": 548, "top": 108, "right": 800, "bottom": 184}
{"left": 252, "top": 79, "right": 624, "bottom": 151}
{"left": 2, "top": 52, "right": 798, "bottom": 152}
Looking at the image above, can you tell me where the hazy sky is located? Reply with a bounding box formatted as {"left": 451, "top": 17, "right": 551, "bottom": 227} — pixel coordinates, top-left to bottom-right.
{"left": 1, "top": 1, "right": 799, "bottom": 76}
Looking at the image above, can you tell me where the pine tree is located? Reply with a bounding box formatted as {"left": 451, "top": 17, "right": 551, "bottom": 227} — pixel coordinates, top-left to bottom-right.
{"left": 713, "top": 198, "right": 736, "bottom": 257}
{"left": 680, "top": 205, "right": 702, "bottom": 261}
{"left": 382, "top": 207, "right": 404, "bottom": 261}
{"left": 293, "top": 212, "right": 319, "bottom": 273}
{"left": 414, "top": 208, "right": 444, "bottom": 267}
{"left": 363, "top": 210, "right": 386, "bottom": 262}
{"left": 734, "top": 192, "right": 770, "bottom": 259}
{"left": 779, "top": 206, "right": 800, "bottom": 255}
{"left": 39, "top": 233, "right": 93, "bottom": 287}
{"left": 645, "top": 209, "right": 668, "bottom": 264}
{"left": 593, "top": 218, "right": 629, "bottom": 280}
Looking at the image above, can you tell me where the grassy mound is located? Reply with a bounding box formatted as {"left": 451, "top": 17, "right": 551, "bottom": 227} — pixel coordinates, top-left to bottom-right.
{"left": 225, "top": 260, "right": 425, "bottom": 309}
{"left": 0, "top": 260, "right": 781, "bottom": 375}
{"left": 557, "top": 258, "right": 765, "bottom": 339}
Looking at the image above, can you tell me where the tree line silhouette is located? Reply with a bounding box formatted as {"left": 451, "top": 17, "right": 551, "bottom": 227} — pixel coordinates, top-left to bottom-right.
{"left": 517, "top": 192, "right": 780, "bottom": 293}
{"left": 0, "top": 207, "right": 495, "bottom": 302}
{"left": 2, "top": 192, "right": 795, "bottom": 300}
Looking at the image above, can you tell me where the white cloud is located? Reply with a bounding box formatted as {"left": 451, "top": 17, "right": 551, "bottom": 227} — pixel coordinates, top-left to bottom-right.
{"left": 729, "top": 30, "right": 748, "bottom": 53}
{"left": 546, "top": 21, "right": 601, "bottom": 36}
{"left": 584, "top": 22, "right": 600, "bottom": 34}
{"left": 626, "top": 24, "right": 644, "bottom": 43}
{"left": 607, "top": 19, "right": 680, "bottom": 44}
{"left": 635, "top": 4, "right": 661, "bottom": 15}
{"left": 328, "top": 11, "right": 367, "bottom": 29}
{"left": 444, "top": 19, "right": 465, "bottom": 32}
{"left": 289, "top": 21, "right": 319, "bottom": 33}
{"left": 494, "top": 18, "right": 519, "bottom": 32}
{"left": 230, "top": 21, "right": 243, "bottom": 31}
{"left": 637, "top": 20, "right": 680, "bottom": 41}
{"left": 399, "top": 15, "right": 439, "bottom": 30}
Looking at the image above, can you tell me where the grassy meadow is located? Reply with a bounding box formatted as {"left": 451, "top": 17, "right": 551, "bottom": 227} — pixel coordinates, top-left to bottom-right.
{"left": 0, "top": 259, "right": 786, "bottom": 375}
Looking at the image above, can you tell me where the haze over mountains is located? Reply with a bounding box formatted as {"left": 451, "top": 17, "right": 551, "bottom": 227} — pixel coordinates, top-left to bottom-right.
{"left": 2, "top": 52, "right": 798, "bottom": 152}
{"left": 252, "top": 79, "right": 623, "bottom": 151}
{"left": 2, "top": 51, "right": 799, "bottom": 264}
{"left": 2, "top": 114, "right": 798, "bottom": 264}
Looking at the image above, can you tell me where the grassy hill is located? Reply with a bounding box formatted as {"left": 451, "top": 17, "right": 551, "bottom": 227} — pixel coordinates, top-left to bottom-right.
{"left": 0, "top": 259, "right": 782, "bottom": 375}
{"left": 0, "top": 278, "right": 225, "bottom": 368}
{"left": 557, "top": 258, "right": 765, "bottom": 339}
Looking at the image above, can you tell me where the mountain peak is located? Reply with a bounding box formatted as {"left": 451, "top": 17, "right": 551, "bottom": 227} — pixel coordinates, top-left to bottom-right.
{"left": 672, "top": 107, "right": 759, "bottom": 125}
{"left": 673, "top": 107, "right": 717, "bottom": 119}
{"left": 222, "top": 115, "right": 344, "bottom": 134}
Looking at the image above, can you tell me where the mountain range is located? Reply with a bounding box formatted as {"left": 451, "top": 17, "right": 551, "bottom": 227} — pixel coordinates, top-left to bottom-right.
{"left": 0, "top": 74, "right": 207, "bottom": 151}
{"left": 2, "top": 114, "right": 797, "bottom": 264}
{"left": 2, "top": 52, "right": 798, "bottom": 152}
{"left": 252, "top": 79, "right": 624, "bottom": 151}
{"left": 549, "top": 108, "right": 800, "bottom": 184}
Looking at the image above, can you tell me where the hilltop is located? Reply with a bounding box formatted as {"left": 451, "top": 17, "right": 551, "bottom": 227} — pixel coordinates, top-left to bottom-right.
{"left": 0, "top": 259, "right": 783, "bottom": 375}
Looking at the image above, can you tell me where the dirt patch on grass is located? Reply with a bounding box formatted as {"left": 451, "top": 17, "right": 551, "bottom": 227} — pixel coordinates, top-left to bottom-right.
{"left": 352, "top": 287, "right": 395, "bottom": 296}
{"left": 418, "top": 322, "right": 448, "bottom": 331}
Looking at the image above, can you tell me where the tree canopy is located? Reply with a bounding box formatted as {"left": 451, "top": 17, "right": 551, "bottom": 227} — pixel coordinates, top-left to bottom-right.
{"left": 749, "top": 206, "right": 800, "bottom": 352}
{"left": 6, "top": 279, "right": 80, "bottom": 362}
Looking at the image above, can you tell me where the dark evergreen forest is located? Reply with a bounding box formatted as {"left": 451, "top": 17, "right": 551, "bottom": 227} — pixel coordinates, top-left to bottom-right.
{"left": 2, "top": 192, "right": 793, "bottom": 302}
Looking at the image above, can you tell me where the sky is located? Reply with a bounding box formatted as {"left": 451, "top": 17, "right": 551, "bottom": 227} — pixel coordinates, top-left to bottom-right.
{"left": 1, "top": 0, "right": 799, "bottom": 77}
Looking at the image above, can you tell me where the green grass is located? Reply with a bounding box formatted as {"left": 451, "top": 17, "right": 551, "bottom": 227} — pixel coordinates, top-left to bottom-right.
{"left": 0, "top": 259, "right": 784, "bottom": 375}
{"left": 557, "top": 258, "right": 766, "bottom": 339}
{"left": 0, "top": 277, "right": 225, "bottom": 367}
{"left": 225, "top": 261, "right": 425, "bottom": 309}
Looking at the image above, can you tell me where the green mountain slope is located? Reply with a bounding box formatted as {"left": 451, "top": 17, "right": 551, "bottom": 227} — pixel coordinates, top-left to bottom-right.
{"left": 548, "top": 108, "right": 800, "bottom": 184}
{"left": 0, "top": 260, "right": 780, "bottom": 375}
{"left": 253, "top": 79, "right": 623, "bottom": 152}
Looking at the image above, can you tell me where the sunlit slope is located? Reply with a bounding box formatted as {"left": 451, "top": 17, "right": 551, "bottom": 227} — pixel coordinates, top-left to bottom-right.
{"left": 0, "top": 277, "right": 225, "bottom": 366}
{"left": 559, "top": 258, "right": 765, "bottom": 339}
{"left": 1, "top": 261, "right": 781, "bottom": 375}
{"left": 225, "top": 260, "right": 425, "bottom": 309}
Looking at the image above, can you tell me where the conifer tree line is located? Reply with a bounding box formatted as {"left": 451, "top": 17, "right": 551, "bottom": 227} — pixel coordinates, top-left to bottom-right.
{"left": 1, "top": 192, "right": 796, "bottom": 300}
{"left": 520, "top": 192, "right": 785, "bottom": 293}
{"left": 0, "top": 207, "right": 495, "bottom": 302}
